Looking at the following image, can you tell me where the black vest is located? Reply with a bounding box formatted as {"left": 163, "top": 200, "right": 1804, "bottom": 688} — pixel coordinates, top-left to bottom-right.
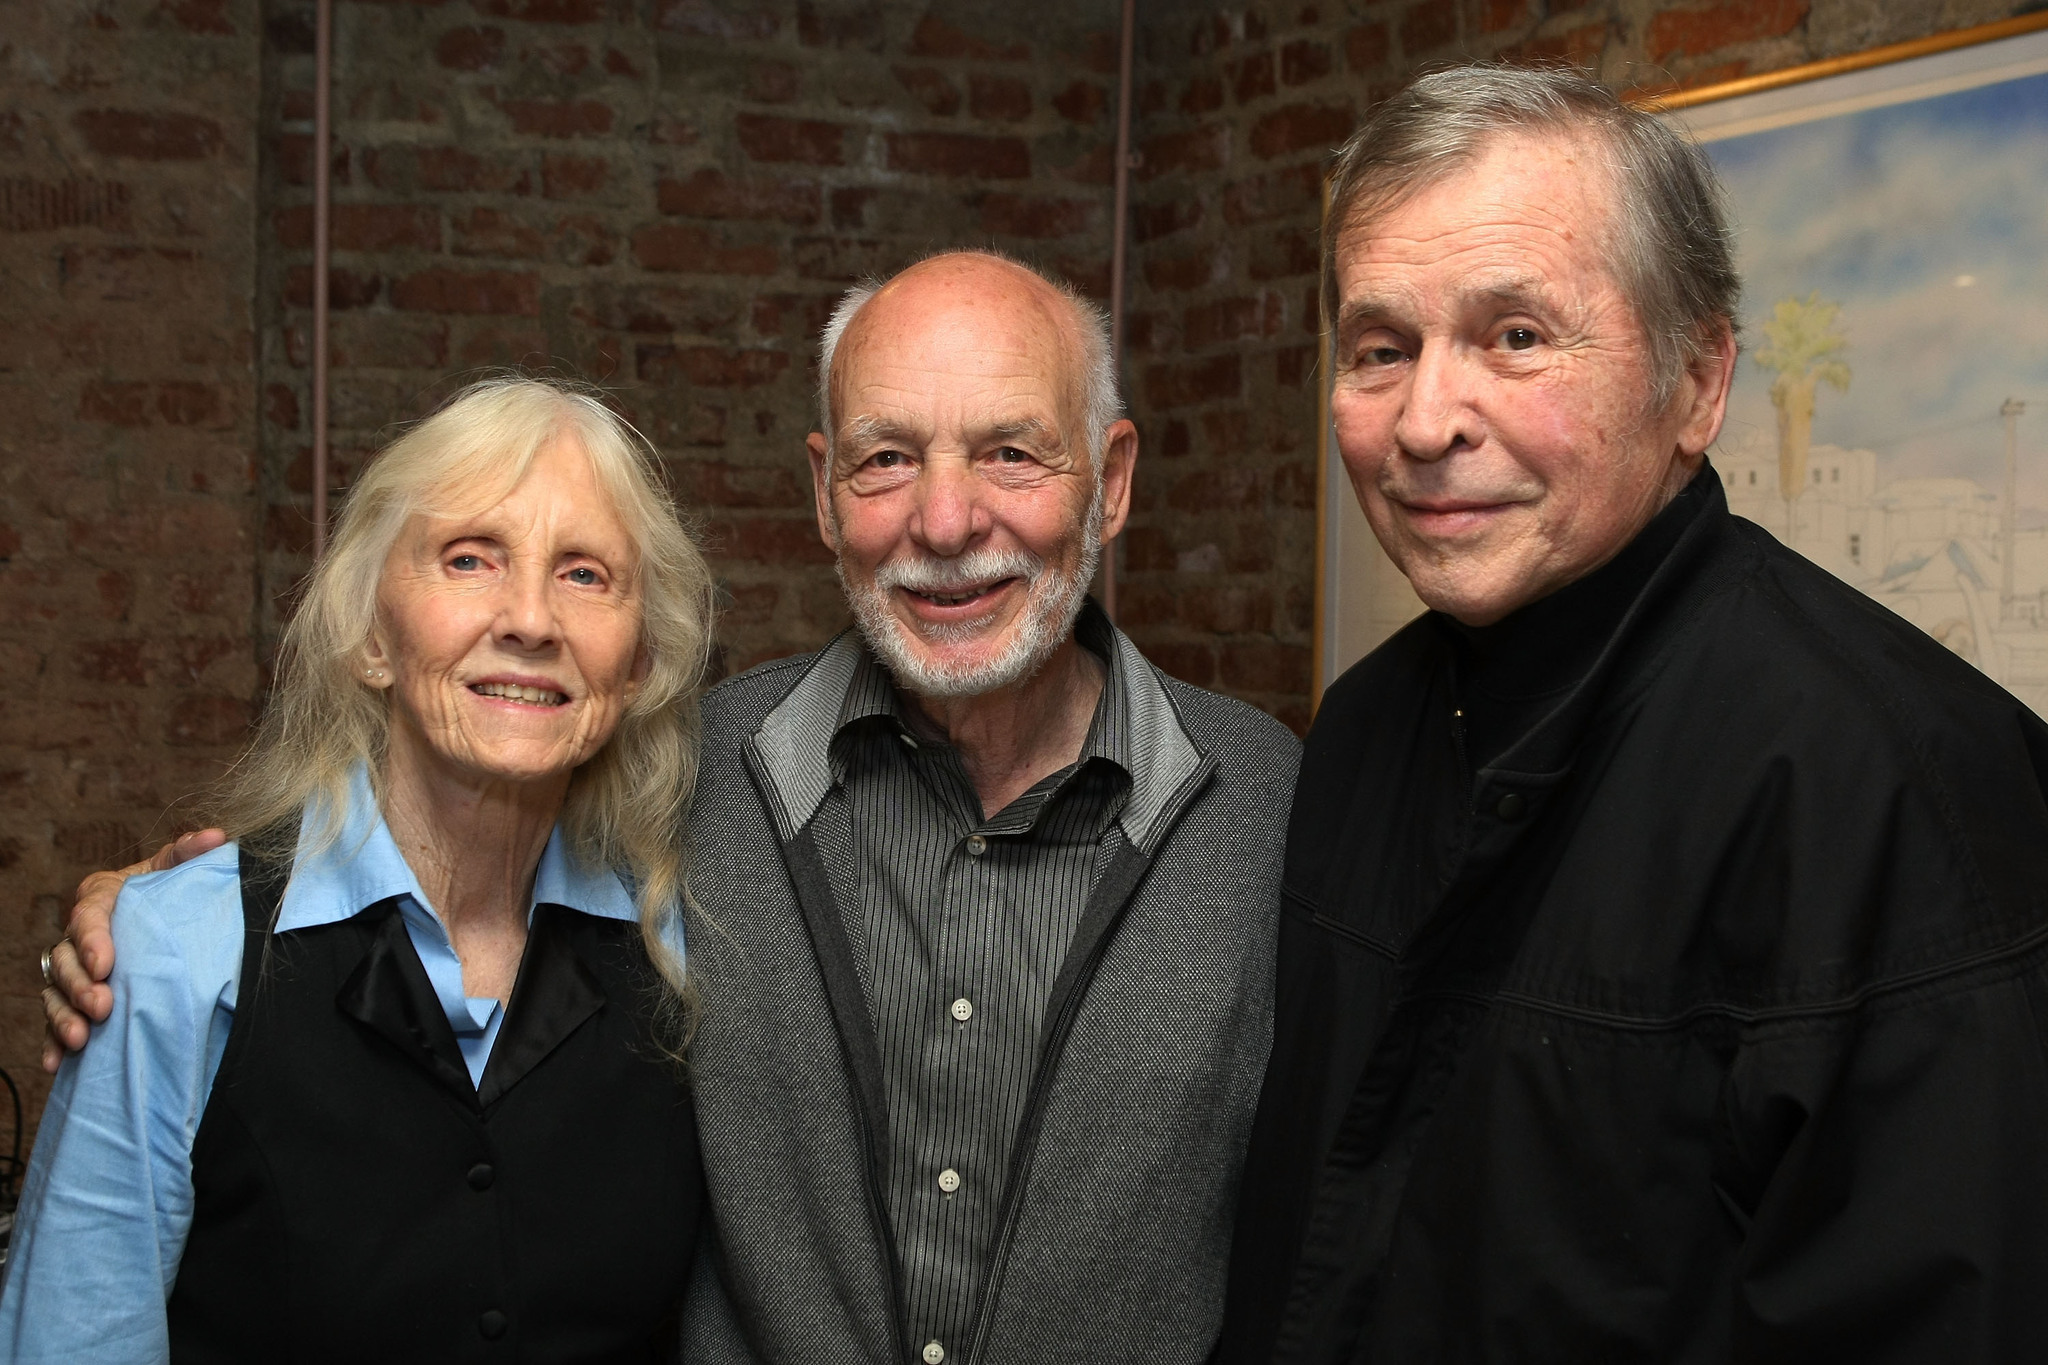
{"left": 166, "top": 849, "right": 703, "bottom": 1363}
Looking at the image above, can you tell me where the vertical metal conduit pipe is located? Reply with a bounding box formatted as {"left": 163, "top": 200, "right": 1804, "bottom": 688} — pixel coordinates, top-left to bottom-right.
{"left": 1105, "top": 0, "right": 1136, "bottom": 622}
{"left": 310, "top": 0, "right": 333, "bottom": 557}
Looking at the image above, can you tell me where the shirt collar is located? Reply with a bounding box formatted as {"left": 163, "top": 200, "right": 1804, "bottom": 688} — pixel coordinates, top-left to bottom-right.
{"left": 275, "top": 763, "right": 637, "bottom": 932}
{"left": 827, "top": 601, "right": 1133, "bottom": 776}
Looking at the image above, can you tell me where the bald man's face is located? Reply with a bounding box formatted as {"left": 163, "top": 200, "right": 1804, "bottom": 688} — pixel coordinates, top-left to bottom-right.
{"left": 808, "top": 260, "right": 1135, "bottom": 697}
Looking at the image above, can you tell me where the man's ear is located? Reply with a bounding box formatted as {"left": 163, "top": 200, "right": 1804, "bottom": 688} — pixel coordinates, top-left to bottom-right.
{"left": 1676, "top": 317, "right": 1737, "bottom": 461}
{"left": 807, "top": 431, "right": 838, "bottom": 554}
{"left": 1096, "top": 419, "right": 1139, "bottom": 543}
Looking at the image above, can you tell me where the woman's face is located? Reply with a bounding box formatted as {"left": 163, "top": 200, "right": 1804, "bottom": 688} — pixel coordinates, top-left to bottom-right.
{"left": 366, "top": 434, "right": 646, "bottom": 789}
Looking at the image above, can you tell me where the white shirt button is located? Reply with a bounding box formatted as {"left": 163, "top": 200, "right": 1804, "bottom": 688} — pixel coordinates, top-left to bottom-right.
{"left": 949, "top": 997, "right": 974, "bottom": 1022}
{"left": 898, "top": 732, "right": 918, "bottom": 751}
{"left": 922, "top": 1342, "right": 946, "bottom": 1365}
{"left": 937, "top": 1167, "right": 961, "bottom": 1194}
{"left": 965, "top": 834, "right": 987, "bottom": 856}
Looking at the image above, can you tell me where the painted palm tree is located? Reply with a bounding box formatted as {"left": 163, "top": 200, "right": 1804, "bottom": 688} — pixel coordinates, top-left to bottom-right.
{"left": 1754, "top": 292, "right": 1852, "bottom": 502}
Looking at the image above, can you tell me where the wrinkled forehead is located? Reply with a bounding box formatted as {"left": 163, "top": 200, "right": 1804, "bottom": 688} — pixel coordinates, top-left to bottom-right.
{"left": 1332, "top": 128, "right": 1623, "bottom": 288}
{"left": 832, "top": 272, "right": 1087, "bottom": 434}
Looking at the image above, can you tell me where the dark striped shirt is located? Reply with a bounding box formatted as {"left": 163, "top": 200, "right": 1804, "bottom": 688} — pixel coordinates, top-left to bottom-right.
{"left": 812, "top": 617, "right": 1137, "bottom": 1361}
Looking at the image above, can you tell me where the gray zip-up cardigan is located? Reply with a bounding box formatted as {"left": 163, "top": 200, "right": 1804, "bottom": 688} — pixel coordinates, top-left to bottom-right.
{"left": 678, "top": 626, "right": 1300, "bottom": 1364}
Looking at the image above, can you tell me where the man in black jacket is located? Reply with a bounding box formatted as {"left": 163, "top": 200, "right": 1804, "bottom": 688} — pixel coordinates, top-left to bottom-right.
{"left": 1217, "top": 65, "right": 2048, "bottom": 1363}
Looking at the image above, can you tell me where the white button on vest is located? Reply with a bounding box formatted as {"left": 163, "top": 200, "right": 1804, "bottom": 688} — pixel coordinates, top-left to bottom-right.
{"left": 937, "top": 1167, "right": 961, "bottom": 1194}
{"left": 922, "top": 1342, "right": 946, "bottom": 1365}
{"left": 949, "top": 997, "right": 974, "bottom": 1022}
{"left": 965, "top": 834, "right": 988, "bottom": 856}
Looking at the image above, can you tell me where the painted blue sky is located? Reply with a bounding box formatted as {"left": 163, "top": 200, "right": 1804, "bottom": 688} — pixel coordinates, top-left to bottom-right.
{"left": 1703, "top": 70, "right": 2048, "bottom": 515}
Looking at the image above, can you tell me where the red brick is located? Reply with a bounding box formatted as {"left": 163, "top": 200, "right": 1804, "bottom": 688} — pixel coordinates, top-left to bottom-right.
{"left": 1250, "top": 225, "right": 1319, "bottom": 280}
{"left": 1169, "top": 465, "right": 1263, "bottom": 513}
{"left": 454, "top": 324, "right": 551, "bottom": 367}
{"left": 909, "top": 13, "right": 1027, "bottom": 61}
{"left": 794, "top": 0, "right": 881, "bottom": 48}
{"left": 497, "top": 97, "right": 614, "bottom": 139}
{"left": 1145, "top": 354, "right": 1242, "bottom": 408}
{"left": 969, "top": 73, "right": 1032, "bottom": 122}
{"left": 0, "top": 178, "right": 134, "bottom": 233}
{"left": 474, "top": 0, "right": 604, "bottom": 20}
{"left": 1476, "top": 0, "right": 1531, "bottom": 33}
{"left": 72, "top": 639, "right": 149, "bottom": 686}
{"left": 657, "top": 168, "right": 820, "bottom": 225}
{"left": 368, "top": 144, "right": 532, "bottom": 194}
{"left": 1067, "top": 29, "right": 1120, "bottom": 75}
{"left": 1181, "top": 75, "right": 1224, "bottom": 115}
{"left": 283, "top": 265, "right": 384, "bottom": 309}
{"left": 165, "top": 693, "right": 252, "bottom": 747}
{"left": 162, "top": 0, "right": 235, "bottom": 33}
{"left": 54, "top": 820, "right": 142, "bottom": 867}
{"left": 542, "top": 153, "right": 609, "bottom": 199}
{"left": 389, "top": 267, "right": 540, "bottom": 315}
{"left": 156, "top": 382, "right": 227, "bottom": 427}
{"left": 1281, "top": 40, "right": 1333, "bottom": 84}
{"left": 1157, "top": 418, "right": 1191, "bottom": 457}
{"left": 1273, "top": 459, "right": 1317, "bottom": 509}
{"left": 1223, "top": 164, "right": 1320, "bottom": 225}
{"left": 631, "top": 223, "right": 778, "bottom": 275}
{"left": 656, "top": 0, "right": 777, "bottom": 39}
{"left": 1137, "top": 124, "right": 1228, "bottom": 180}
{"left": 435, "top": 25, "right": 505, "bottom": 70}
{"left": 1249, "top": 102, "right": 1353, "bottom": 159}
{"left": 894, "top": 65, "right": 962, "bottom": 116}
{"left": 526, "top": 41, "right": 592, "bottom": 76}
{"left": 1054, "top": 80, "right": 1107, "bottom": 124}
{"left": 1183, "top": 585, "right": 1274, "bottom": 635}
{"left": 1504, "top": 18, "right": 1609, "bottom": 66}
{"left": 265, "top": 383, "right": 300, "bottom": 430}
{"left": 1142, "top": 244, "right": 1224, "bottom": 292}
{"left": 737, "top": 113, "right": 846, "bottom": 166}
{"left": 275, "top": 202, "right": 440, "bottom": 251}
{"left": 886, "top": 132, "right": 1030, "bottom": 179}
{"left": 1201, "top": 409, "right": 1251, "bottom": 454}
{"left": 79, "top": 380, "right": 152, "bottom": 426}
{"left": 749, "top": 291, "right": 836, "bottom": 340}
{"left": 979, "top": 193, "right": 1094, "bottom": 238}
{"left": 450, "top": 206, "right": 546, "bottom": 259}
{"left": 1400, "top": 1, "right": 1458, "bottom": 53}
{"left": 673, "top": 460, "right": 809, "bottom": 509}
{"left": 1346, "top": 21, "right": 1391, "bottom": 71}
{"left": 707, "top": 516, "right": 834, "bottom": 564}
{"left": 1141, "top": 641, "right": 1216, "bottom": 687}
{"left": 1232, "top": 53, "right": 1276, "bottom": 104}
{"left": 1648, "top": 0, "right": 1807, "bottom": 62}
{"left": 1131, "top": 198, "right": 1202, "bottom": 243}
{"left": 1220, "top": 641, "right": 1309, "bottom": 694}
{"left": 73, "top": 109, "right": 224, "bottom": 160}
{"left": 637, "top": 344, "right": 791, "bottom": 388}
{"left": 746, "top": 60, "right": 799, "bottom": 101}
{"left": 549, "top": 213, "right": 616, "bottom": 267}
{"left": 1183, "top": 293, "right": 1283, "bottom": 349}
{"left": 571, "top": 284, "right": 742, "bottom": 334}
{"left": 278, "top": 133, "right": 351, "bottom": 187}
{"left": 1276, "top": 344, "right": 1318, "bottom": 388}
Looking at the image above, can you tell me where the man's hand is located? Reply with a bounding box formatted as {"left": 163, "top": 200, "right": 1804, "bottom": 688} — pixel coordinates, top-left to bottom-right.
{"left": 41, "top": 829, "right": 228, "bottom": 1072}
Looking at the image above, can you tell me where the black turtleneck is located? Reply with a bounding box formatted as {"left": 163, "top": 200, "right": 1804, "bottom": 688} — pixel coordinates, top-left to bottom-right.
{"left": 1439, "top": 465, "right": 1714, "bottom": 773}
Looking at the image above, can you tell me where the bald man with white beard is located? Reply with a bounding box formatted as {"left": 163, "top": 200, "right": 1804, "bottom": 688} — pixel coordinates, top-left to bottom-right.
{"left": 45, "top": 251, "right": 1301, "bottom": 1365}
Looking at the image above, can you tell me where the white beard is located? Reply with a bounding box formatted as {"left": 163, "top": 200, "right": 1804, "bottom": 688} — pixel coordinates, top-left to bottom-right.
{"left": 838, "top": 484, "right": 1104, "bottom": 700}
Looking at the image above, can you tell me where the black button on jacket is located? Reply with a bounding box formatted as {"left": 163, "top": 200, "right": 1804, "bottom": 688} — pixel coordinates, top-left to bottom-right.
{"left": 1218, "top": 469, "right": 2048, "bottom": 1363}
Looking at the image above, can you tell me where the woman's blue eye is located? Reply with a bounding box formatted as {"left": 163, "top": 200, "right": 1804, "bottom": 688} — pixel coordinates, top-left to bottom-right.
{"left": 567, "top": 567, "right": 600, "bottom": 585}
{"left": 450, "top": 554, "right": 482, "bottom": 571}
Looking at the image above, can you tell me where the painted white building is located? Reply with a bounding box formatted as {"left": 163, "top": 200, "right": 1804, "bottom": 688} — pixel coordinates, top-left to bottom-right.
{"left": 1712, "top": 432, "right": 2048, "bottom": 714}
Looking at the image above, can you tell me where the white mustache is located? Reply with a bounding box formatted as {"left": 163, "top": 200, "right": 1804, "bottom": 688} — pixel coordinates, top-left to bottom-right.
{"left": 875, "top": 547, "right": 1043, "bottom": 596}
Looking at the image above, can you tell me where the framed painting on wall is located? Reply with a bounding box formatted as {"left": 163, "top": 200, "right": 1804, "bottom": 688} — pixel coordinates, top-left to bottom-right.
{"left": 1312, "top": 13, "right": 2048, "bottom": 716}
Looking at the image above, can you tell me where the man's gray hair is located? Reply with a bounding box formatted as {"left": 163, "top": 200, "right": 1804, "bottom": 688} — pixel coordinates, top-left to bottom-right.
{"left": 815, "top": 249, "right": 1124, "bottom": 466}
{"left": 1324, "top": 64, "right": 1740, "bottom": 406}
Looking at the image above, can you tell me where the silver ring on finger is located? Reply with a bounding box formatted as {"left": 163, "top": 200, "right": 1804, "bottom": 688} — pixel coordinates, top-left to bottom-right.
{"left": 40, "top": 935, "right": 67, "bottom": 988}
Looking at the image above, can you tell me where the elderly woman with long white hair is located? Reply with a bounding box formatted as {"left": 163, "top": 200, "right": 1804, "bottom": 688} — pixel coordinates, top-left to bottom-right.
{"left": 0, "top": 377, "right": 715, "bottom": 1361}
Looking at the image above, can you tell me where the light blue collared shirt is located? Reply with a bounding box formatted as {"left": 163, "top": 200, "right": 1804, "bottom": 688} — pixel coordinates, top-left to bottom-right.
{"left": 0, "top": 767, "right": 650, "bottom": 1364}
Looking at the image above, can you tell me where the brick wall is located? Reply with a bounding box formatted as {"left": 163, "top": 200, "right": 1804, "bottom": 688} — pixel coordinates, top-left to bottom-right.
{"left": 2, "top": 0, "right": 2037, "bottom": 1149}
{"left": 1113, "top": 0, "right": 2040, "bottom": 734}
{"left": 257, "top": 0, "right": 1126, "bottom": 679}
{"left": 1, "top": 0, "right": 264, "bottom": 1140}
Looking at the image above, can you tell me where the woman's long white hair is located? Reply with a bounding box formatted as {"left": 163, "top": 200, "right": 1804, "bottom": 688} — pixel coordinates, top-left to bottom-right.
{"left": 218, "top": 376, "right": 715, "bottom": 1030}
